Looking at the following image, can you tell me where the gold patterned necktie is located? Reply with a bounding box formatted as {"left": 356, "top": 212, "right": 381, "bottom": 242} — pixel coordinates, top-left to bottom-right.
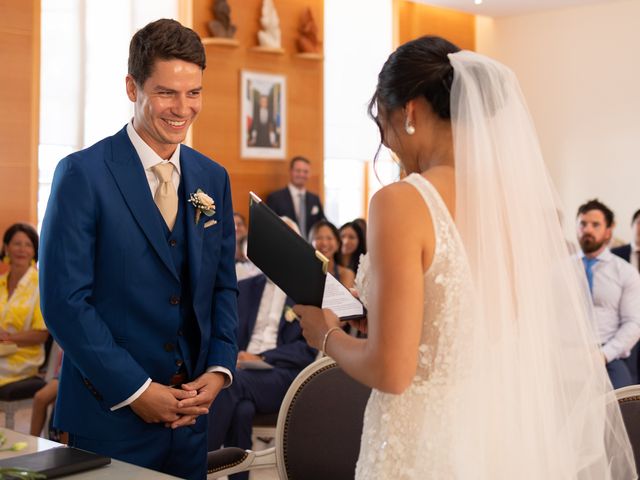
{"left": 152, "top": 163, "right": 178, "bottom": 230}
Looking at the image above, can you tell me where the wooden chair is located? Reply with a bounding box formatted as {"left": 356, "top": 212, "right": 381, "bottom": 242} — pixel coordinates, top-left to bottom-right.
{"left": 0, "top": 339, "right": 60, "bottom": 430}
{"left": 615, "top": 384, "right": 640, "bottom": 472}
{"left": 207, "top": 356, "right": 371, "bottom": 479}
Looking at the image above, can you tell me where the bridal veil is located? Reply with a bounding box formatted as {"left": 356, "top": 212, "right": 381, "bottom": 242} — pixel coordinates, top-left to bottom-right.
{"left": 414, "top": 50, "right": 637, "bottom": 479}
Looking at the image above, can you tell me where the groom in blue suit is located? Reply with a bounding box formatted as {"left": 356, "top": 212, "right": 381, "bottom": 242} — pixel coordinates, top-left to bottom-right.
{"left": 39, "top": 20, "right": 237, "bottom": 479}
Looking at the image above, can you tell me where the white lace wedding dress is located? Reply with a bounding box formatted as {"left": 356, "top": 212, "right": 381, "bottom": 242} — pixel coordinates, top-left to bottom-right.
{"left": 354, "top": 173, "right": 472, "bottom": 479}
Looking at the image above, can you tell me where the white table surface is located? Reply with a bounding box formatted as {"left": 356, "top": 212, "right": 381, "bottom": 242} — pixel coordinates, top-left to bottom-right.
{"left": 0, "top": 429, "right": 182, "bottom": 479}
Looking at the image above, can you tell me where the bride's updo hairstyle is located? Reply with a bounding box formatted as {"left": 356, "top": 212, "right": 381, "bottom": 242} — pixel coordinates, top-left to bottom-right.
{"left": 369, "top": 36, "right": 460, "bottom": 127}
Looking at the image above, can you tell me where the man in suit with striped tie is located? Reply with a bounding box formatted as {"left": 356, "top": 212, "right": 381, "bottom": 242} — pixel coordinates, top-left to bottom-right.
{"left": 266, "top": 156, "right": 325, "bottom": 239}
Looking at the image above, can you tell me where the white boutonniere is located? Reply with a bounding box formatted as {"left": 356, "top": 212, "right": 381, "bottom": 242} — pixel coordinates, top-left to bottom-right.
{"left": 188, "top": 188, "right": 216, "bottom": 225}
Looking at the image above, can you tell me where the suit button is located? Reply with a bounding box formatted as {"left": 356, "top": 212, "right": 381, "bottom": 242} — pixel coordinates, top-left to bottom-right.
{"left": 164, "top": 342, "right": 175, "bottom": 352}
{"left": 176, "top": 359, "right": 184, "bottom": 367}
{"left": 169, "top": 239, "right": 177, "bottom": 247}
{"left": 177, "top": 329, "right": 183, "bottom": 336}
{"left": 170, "top": 295, "right": 180, "bottom": 305}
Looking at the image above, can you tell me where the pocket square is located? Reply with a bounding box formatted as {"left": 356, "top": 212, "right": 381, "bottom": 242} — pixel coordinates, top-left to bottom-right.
{"left": 204, "top": 219, "right": 218, "bottom": 229}
{"left": 311, "top": 205, "right": 319, "bottom": 215}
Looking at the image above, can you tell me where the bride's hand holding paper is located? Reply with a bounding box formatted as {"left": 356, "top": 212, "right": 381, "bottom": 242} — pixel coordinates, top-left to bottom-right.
{"left": 292, "top": 305, "right": 341, "bottom": 354}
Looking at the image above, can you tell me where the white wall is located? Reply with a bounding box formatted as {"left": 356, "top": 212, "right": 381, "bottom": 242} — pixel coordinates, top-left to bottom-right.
{"left": 38, "top": 0, "right": 178, "bottom": 229}
{"left": 476, "top": 0, "right": 640, "bottom": 242}
{"left": 324, "top": 0, "right": 396, "bottom": 226}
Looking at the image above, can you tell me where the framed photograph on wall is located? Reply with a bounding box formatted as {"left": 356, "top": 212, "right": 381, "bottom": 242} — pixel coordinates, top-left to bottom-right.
{"left": 240, "top": 70, "right": 287, "bottom": 159}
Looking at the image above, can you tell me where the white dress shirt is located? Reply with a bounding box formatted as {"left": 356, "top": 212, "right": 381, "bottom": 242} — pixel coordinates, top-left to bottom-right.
{"left": 580, "top": 248, "right": 640, "bottom": 362}
{"left": 246, "top": 280, "right": 286, "bottom": 355}
{"left": 112, "top": 121, "right": 232, "bottom": 411}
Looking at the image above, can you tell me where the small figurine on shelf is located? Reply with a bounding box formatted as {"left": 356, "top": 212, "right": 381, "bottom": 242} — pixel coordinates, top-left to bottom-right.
{"left": 296, "top": 7, "right": 321, "bottom": 54}
{"left": 257, "top": 0, "right": 281, "bottom": 49}
{"left": 207, "top": 0, "right": 236, "bottom": 38}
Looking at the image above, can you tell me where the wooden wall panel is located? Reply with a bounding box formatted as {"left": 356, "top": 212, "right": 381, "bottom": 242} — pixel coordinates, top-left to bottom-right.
{"left": 0, "top": 0, "right": 40, "bottom": 243}
{"left": 191, "top": 0, "right": 323, "bottom": 219}
{"left": 395, "top": 1, "right": 475, "bottom": 50}
{"left": 0, "top": 0, "right": 33, "bottom": 32}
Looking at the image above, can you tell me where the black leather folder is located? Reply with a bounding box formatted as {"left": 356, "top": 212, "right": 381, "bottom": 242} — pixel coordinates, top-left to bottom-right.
{"left": 0, "top": 446, "right": 111, "bottom": 478}
{"left": 247, "top": 192, "right": 328, "bottom": 307}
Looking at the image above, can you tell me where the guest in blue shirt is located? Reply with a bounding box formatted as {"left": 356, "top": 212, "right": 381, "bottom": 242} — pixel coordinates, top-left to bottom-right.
{"left": 576, "top": 199, "right": 640, "bottom": 388}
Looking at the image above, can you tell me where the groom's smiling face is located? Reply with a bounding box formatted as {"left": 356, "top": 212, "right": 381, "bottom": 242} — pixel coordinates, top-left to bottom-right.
{"left": 126, "top": 58, "right": 203, "bottom": 159}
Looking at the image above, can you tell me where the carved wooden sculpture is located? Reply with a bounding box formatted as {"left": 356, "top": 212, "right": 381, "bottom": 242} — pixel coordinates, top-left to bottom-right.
{"left": 208, "top": 0, "right": 237, "bottom": 38}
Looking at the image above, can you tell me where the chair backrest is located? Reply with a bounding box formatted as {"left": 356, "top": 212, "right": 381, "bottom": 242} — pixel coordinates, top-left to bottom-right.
{"left": 274, "top": 356, "right": 371, "bottom": 480}
{"left": 616, "top": 385, "right": 640, "bottom": 473}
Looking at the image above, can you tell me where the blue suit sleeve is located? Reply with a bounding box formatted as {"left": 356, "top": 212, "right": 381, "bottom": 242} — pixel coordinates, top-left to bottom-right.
{"left": 206, "top": 170, "right": 239, "bottom": 374}
{"left": 39, "top": 156, "right": 149, "bottom": 407}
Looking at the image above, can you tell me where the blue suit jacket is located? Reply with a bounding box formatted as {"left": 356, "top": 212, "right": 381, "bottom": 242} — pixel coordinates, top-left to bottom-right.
{"left": 612, "top": 244, "right": 632, "bottom": 263}
{"left": 265, "top": 187, "right": 325, "bottom": 238}
{"left": 39, "top": 126, "right": 238, "bottom": 439}
{"left": 237, "top": 274, "right": 316, "bottom": 370}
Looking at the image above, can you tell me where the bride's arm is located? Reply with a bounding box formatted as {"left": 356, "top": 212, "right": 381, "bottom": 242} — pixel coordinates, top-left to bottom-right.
{"left": 295, "top": 182, "right": 434, "bottom": 394}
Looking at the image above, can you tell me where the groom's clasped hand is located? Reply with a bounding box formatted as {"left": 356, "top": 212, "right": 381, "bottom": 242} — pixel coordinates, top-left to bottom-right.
{"left": 130, "top": 372, "right": 226, "bottom": 429}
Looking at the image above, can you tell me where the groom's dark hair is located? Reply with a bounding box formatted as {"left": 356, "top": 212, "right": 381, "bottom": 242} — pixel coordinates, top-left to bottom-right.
{"left": 577, "top": 199, "right": 615, "bottom": 228}
{"left": 128, "top": 18, "right": 206, "bottom": 87}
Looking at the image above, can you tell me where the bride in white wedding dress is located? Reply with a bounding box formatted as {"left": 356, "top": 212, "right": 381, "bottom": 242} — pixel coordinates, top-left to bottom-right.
{"left": 293, "top": 36, "right": 636, "bottom": 479}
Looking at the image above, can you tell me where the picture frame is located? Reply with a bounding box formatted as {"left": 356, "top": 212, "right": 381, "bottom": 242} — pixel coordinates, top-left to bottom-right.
{"left": 240, "top": 70, "right": 287, "bottom": 159}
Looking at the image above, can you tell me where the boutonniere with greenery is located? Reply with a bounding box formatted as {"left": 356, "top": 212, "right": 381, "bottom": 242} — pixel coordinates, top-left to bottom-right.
{"left": 188, "top": 189, "right": 216, "bottom": 224}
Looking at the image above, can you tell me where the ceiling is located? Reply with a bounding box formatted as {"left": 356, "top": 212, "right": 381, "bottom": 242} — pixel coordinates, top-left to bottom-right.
{"left": 409, "top": 0, "right": 625, "bottom": 17}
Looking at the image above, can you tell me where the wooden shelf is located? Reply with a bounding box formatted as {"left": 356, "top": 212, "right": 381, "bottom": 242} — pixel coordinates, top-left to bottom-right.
{"left": 202, "top": 37, "right": 240, "bottom": 47}
{"left": 249, "top": 45, "right": 286, "bottom": 55}
{"left": 294, "top": 52, "right": 323, "bottom": 60}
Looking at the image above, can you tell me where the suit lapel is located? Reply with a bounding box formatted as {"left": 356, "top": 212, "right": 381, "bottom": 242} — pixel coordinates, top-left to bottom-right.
{"left": 180, "top": 151, "right": 205, "bottom": 297}
{"left": 105, "top": 128, "right": 178, "bottom": 280}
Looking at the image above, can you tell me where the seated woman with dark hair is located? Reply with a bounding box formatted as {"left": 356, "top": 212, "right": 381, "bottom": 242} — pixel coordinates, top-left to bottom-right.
{"left": 309, "top": 220, "right": 355, "bottom": 288}
{"left": 339, "top": 221, "right": 367, "bottom": 274}
{"left": 0, "top": 223, "right": 49, "bottom": 387}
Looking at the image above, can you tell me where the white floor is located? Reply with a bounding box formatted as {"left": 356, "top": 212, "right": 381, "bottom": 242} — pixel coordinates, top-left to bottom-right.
{"left": 0, "top": 408, "right": 279, "bottom": 479}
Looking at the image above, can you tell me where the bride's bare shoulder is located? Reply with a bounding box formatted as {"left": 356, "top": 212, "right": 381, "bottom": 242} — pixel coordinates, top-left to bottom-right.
{"left": 369, "top": 179, "right": 432, "bottom": 234}
{"left": 370, "top": 180, "right": 423, "bottom": 215}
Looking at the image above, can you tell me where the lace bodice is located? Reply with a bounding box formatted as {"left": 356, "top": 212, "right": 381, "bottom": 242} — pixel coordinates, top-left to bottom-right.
{"left": 354, "top": 173, "right": 472, "bottom": 479}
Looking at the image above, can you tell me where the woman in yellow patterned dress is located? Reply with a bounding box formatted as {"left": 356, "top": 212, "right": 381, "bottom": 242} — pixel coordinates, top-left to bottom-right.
{"left": 0, "top": 223, "right": 49, "bottom": 387}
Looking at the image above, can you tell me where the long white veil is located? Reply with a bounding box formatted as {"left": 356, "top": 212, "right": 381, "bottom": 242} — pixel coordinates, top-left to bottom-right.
{"left": 432, "top": 50, "right": 636, "bottom": 478}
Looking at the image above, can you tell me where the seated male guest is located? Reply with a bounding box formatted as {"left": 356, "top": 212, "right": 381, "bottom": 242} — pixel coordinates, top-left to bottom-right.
{"left": 612, "top": 207, "right": 640, "bottom": 382}
{"left": 577, "top": 200, "right": 640, "bottom": 387}
{"left": 207, "top": 274, "right": 316, "bottom": 478}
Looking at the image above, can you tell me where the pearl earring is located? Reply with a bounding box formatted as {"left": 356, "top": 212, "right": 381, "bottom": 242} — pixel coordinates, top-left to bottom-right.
{"left": 405, "top": 119, "right": 415, "bottom": 135}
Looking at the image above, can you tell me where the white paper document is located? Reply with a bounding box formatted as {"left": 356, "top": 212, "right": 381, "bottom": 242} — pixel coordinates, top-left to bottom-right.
{"left": 321, "top": 273, "right": 366, "bottom": 320}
